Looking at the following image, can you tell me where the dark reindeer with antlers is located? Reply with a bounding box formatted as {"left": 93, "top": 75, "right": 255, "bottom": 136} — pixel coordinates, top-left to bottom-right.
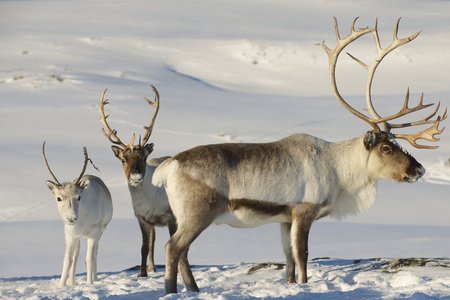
{"left": 100, "top": 85, "right": 189, "bottom": 278}
{"left": 152, "top": 18, "right": 446, "bottom": 294}
{"left": 43, "top": 143, "right": 113, "bottom": 287}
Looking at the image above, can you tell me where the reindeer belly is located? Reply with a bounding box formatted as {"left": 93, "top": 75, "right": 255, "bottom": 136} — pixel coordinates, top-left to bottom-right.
{"left": 214, "top": 199, "right": 291, "bottom": 228}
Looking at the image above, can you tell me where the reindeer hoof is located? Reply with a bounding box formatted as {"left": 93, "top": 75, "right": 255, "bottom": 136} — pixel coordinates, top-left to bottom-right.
{"left": 137, "top": 272, "right": 148, "bottom": 278}
{"left": 299, "top": 278, "right": 308, "bottom": 284}
{"left": 287, "top": 278, "right": 296, "bottom": 284}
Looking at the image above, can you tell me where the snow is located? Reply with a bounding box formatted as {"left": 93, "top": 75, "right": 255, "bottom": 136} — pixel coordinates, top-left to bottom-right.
{"left": 1, "top": 0, "right": 450, "bottom": 299}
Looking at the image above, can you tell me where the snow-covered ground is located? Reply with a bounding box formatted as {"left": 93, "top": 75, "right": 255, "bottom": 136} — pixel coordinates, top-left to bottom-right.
{"left": 1, "top": 0, "right": 450, "bottom": 299}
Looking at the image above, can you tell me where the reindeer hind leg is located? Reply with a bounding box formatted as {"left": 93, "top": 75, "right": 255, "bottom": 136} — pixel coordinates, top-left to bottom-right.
{"left": 86, "top": 238, "right": 97, "bottom": 285}
{"left": 165, "top": 219, "right": 210, "bottom": 294}
{"left": 164, "top": 175, "right": 228, "bottom": 294}
{"left": 165, "top": 202, "right": 224, "bottom": 294}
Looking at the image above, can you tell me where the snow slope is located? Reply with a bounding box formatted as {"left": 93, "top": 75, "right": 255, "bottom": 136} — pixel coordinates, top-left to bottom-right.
{"left": 1, "top": 0, "right": 450, "bottom": 299}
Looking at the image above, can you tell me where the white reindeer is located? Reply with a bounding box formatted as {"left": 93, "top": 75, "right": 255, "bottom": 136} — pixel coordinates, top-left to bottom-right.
{"left": 43, "top": 143, "right": 113, "bottom": 287}
{"left": 153, "top": 18, "right": 447, "bottom": 294}
{"left": 99, "top": 86, "right": 189, "bottom": 278}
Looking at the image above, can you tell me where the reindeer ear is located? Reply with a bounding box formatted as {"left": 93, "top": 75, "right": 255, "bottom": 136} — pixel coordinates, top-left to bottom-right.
{"left": 46, "top": 180, "right": 58, "bottom": 193}
{"left": 111, "top": 146, "right": 124, "bottom": 159}
{"left": 143, "top": 143, "right": 154, "bottom": 157}
{"left": 77, "top": 178, "right": 89, "bottom": 193}
{"left": 364, "top": 131, "right": 379, "bottom": 150}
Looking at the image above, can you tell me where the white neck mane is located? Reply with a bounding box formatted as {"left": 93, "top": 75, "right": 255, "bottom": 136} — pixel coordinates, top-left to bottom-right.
{"left": 327, "top": 136, "right": 378, "bottom": 219}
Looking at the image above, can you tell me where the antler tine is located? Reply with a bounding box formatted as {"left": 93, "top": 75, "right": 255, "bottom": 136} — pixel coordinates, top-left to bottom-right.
{"left": 392, "top": 103, "right": 447, "bottom": 149}
{"left": 394, "top": 113, "right": 446, "bottom": 149}
{"left": 99, "top": 89, "right": 135, "bottom": 151}
{"left": 375, "top": 18, "right": 421, "bottom": 62}
{"left": 385, "top": 90, "right": 434, "bottom": 126}
{"left": 42, "top": 141, "right": 61, "bottom": 186}
{"left": 333, "top": 16, "right": 342, "bottom": 42}
{"left": 75, "top": 147, "right": 89, "bottom": 186}
{"left": 140, "top": 85, "right": 160, "bottom": 147}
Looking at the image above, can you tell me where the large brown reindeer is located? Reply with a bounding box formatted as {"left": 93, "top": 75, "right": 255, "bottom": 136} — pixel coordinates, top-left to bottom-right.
{"left": 99, "top": 86, "right": 179, "bottom": 277}
{"left": 153, "top": 18, "right": 447, "bottom": 294}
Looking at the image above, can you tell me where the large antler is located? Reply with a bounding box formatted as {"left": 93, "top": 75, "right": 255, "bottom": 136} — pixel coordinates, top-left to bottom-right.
{"left": 99, "top": 85, "right": 160, "bottom": 150}
{"left": 42, "top": 141, "right": 61, "bottom": 186}
{"left": 318, "top": 17, "right": 446, "bottom": 149}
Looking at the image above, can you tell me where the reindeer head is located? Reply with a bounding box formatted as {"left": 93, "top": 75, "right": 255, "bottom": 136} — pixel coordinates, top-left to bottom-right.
{"left": 363, "top": 131, "right": 424, "bottom": 183}
{"left": 99, "top": 85, "right": 160, "bottom": 187}
{"left": 111, "top": 144, "right": 154, "bottom": 186}
{"left": 319, "top": 18, "right": 446, "bottom": 182}
{"left": 43, "top": 142, "right": 91, "bottom": 225}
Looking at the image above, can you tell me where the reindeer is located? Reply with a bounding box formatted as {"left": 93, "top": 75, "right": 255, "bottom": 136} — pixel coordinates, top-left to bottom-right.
{"left": 152, "top": 18, "right": 447, "bottom": 294}
{"left": 43, "top": 142, "right": 113, "bottom": 287}
{"left": 99, "top": 85, "right": 182, "bottom": 278}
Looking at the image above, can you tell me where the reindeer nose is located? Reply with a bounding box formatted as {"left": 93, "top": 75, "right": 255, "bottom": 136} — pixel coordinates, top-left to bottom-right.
{"left": 66, "top": 216, "right": 77, "bottom": 225}
{"left": 129, "top": 173, "right": 144, "bottom": 185}
{"left": 417, "top": 165, "right": 426, "bottom": 177}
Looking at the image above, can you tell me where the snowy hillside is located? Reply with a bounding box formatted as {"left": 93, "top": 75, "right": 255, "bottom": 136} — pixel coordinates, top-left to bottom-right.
{"left": 1, "top": 0, "right": 450, "bottom": 299}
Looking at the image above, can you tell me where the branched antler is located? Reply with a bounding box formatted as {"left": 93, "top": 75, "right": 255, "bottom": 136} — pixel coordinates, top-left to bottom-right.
{"left": 99, "top": 85, "right": 160, "bottom": 151}
{"left": 99, "top": 89, "right": 135, "bottom": 150}
{"left": 318, "top": 17, "right": 446, "bottom": 149}
{"left": 394, "top": 107, "right": 447, "bottom": 149}
{"left": 43, "top": 143, "right": 99, "bottom": 186}
{"left": 317, "top": 17, "right": 377, "bottom": 128}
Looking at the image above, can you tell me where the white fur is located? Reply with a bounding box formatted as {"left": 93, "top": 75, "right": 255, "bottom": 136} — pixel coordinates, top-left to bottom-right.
{"left": 46, "top": 175, "right": 113, "bottom": 287}
{"left": 129, "top": 173, "right": 144, "bottom": 186}
{"left": 214, "top": 209, "right": 291, "bottom": 228}
{"left": 128, "top": 159, "right": 171, "bottom": 225}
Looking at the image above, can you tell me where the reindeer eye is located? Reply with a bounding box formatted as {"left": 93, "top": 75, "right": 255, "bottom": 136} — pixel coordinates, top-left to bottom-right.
{"left": 381, "top": 145, "right": 392, "bottom": 153}
{"left": 57, "top": 197, "right": 62, "bottom": 202}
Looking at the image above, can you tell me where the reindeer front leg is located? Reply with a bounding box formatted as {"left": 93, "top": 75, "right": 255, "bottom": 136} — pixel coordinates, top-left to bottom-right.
{"left": 86, "top": 238, "right": 97, "bottom": 285}
{"left": 137, "top": 218, "right": 154, "bottom": 277}
{"left": 59, "top": 235, "right": 76, "bottom": 287}
{"left": 69, "top": 239, "right": 80, "bottom": 285}
{"left": 290, "top": 203, "right": 318, "bottom": 284}
{"left": 280, "top": 222, "right": 296, "bottom": 283}
{"left": 148, "top": 225, "right": 156, "bottom": 272}
{"left": 60, "top": 236, "right": 79, "bottom": 287}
